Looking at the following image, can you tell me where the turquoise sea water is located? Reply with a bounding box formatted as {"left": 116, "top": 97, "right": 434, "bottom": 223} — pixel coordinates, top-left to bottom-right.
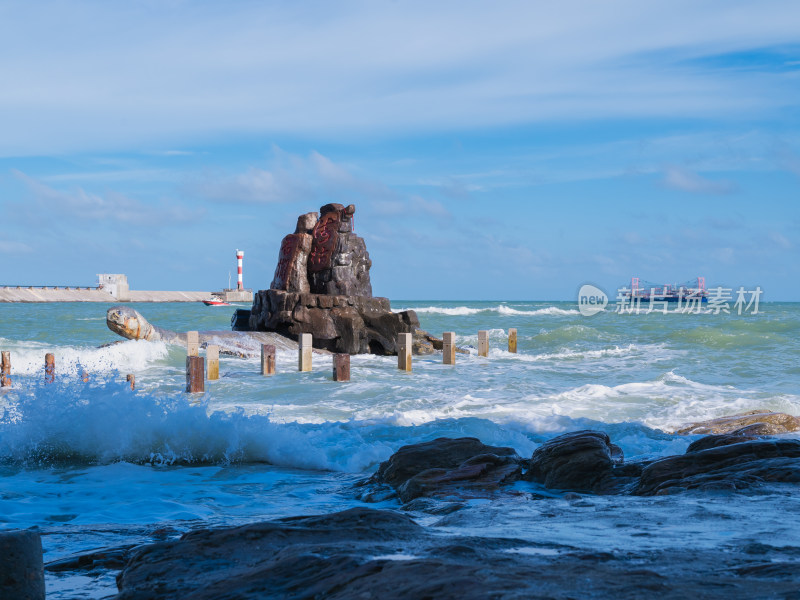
{"left": 1, "top": 300, "right": 799, "bottom": 597}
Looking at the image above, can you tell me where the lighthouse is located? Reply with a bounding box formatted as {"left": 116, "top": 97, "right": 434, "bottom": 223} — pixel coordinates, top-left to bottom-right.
{"left": 236, "top": 249, "right": 244, "bottom": 291}
{"left": 215, "top": 249, "right": 253, "bottom": 304}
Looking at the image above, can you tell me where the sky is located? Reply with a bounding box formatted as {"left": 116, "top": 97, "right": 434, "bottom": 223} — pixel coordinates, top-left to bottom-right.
{"left": 1, "top": 1, "right": 799, "bottom": 300}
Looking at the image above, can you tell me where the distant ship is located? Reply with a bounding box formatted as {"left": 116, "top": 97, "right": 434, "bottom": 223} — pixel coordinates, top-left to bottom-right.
{"left": 623, "top": 277, "right": 708, "bottom": 303}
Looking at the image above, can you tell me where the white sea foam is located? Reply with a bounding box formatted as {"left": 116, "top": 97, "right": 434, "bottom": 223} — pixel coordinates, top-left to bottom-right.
{"left": 395, "top": 305, "right": 579, "bottom": 316}
{"left": 0, "top": 339, "right": 169, "bottom": 376}
{"left": 0, "top": 381, "right": 538, "bottom": 472}
{"left": 491, "top": 343, "right": 648, "bottom": 362}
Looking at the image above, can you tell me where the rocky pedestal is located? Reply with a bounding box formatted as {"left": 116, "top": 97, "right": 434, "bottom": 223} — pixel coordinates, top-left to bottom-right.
{"left": 249, "top": 289, "right": 420, "bottom": 355}
{"left": 246, "top": 203, "right": 431, "bottom": 355}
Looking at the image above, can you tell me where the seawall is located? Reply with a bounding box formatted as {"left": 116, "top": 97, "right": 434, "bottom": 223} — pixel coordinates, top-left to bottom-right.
{"left": 0, "top": 287, "right": 212, "bottom": 303}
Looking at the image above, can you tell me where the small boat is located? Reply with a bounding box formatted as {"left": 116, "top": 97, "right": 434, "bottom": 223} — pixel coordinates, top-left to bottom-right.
{"left": 202, "top": 299, "right": 232, "bottom": 307}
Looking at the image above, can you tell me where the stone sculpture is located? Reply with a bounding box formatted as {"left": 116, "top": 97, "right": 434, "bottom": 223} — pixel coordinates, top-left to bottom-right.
{"left": 246, "top": 203, "right": 433, "bottom": 355}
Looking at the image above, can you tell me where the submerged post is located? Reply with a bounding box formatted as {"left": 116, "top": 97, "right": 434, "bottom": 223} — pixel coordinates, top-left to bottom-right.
{"left": 186, "top": 331, "right": 199, "bottom": 357}
{"left": 478, "top": 330, "right": 489, "bottom": 357}
{"left": 186, "top": 356, "right": 204, "bottom": 393}
{"left": 126, "top": 374, "right": 135, "bottom": 390}
{"left": 207, "top": 345, "right": 220, "bottom": 380}
{"left": 1, "top": 351, "right": 10, "bottom": 387}
{"left": 0, "top": 530, "right": 45, "bottom": 600}
{"left": 398, "top": 333, "right": 412, "bottom": 371}
{"left": 298, "top": 334, "right": 312, "bottom": 372}
{"left": 261, "top": 344, "right": 276, "bottom": 376}
{"left": 508, "top": 328, "right": 518, "bottom": 353}
{"left": 333, "top": 353, "right": 350, "bottom": 381}
{"left": 442, "top": 332, "right": 456, "bottom": 365}
{"left": 44, "top": 353, "right": 55, "bottom": 383}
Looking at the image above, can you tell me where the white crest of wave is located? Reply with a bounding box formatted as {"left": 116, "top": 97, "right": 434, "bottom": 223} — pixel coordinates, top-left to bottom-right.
{"left": 490, "top": 343, "right": 647, "bottom": 362}
{"left": 0, "top": 382, "right": 540, "bottom": 472}
{"left": 0, "top": 339, "right": 169, "bottom": 376}
{"left": 495, "top": 305, "right": 580, "bottom": 316}
{"left": 393, "top": 305, "right": 580, "bottom": 316}
{"left": 400, "top": 306, "right": 484, "bottom": 316}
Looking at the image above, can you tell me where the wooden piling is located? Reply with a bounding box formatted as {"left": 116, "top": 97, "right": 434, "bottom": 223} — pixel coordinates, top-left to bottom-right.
{"left": 442, "top": 332, "right": 456, "bottom": 365}
{"left": 44, "top": 353, "right": 55, "bottom": 383}
{"left": 333, "top": 353, "right": 350, "bottom": 381}
{"left": 508, "top": 328, "right": 518, "bottom": 353}
{"left": 298, "top": 334, "right": 312, "bottom": 372}
{"left": 397, "top": 333, "right": 412, "bottom": 371}
{"left": 81, "top": 370, "right": 89, "bottom": 383}
{"left": 126, "top": 374, "right": 135, "bottom": 390}
{"left": 1, "top": 351, "right": 10, "bottom": 387}
{"left": 207, "top": 345, "right": 220, "bottom": 380}
{"left": 478, "top": 330, "right": 489, "bottom": 357}
{"left": 261, "top": 344, "right": 276, "bottom": 376}
{"left": 186, "top": 356, "right": 204, "bottom": 393}
{"left": 186, "top": 331, "right": 199, "bottom": 357}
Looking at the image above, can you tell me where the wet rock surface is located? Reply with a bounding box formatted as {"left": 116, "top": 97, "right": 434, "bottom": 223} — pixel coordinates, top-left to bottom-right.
{"left": 674, "top": 410, "right": 800, "bottom": 435}
{"left": 518, "top": 426, "right": 800, "bottom": 497}
{"left": 525, "top": 430, "right": 624, "bottom": 493}
{"left": 107, "top": 427, "right": 800, "bottom": 599}
{"left": 370, "top": 437, "right": 524, "bottom": 502}
{"left": 633, "top": 438, "right": 800, "bottom": 495}
{"left": 113, "top": 507, "right": 800, "bottom": 600}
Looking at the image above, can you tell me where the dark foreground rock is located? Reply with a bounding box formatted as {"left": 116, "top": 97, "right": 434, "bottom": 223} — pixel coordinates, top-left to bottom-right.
{"left": 367, "top": 426, "right": 800, "bottom": 501}
{"left": 113, "top": 507, "right": 800, "bottom": 600}
{"left": 524, "top": 430, "right": 637, "bottom": 494}
{"left": 634, "top": 438, "right": 800, "bottom": 495}
{"left": 674, "top": 410, "right": 800, "bottom": 435}
{"left": 515, "top": 428, "right": 800, "bottom": 497}
{"left": 370, "top": 437, "right": 524, "bottom": 502}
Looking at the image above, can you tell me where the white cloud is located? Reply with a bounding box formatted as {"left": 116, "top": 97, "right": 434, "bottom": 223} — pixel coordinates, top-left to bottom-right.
{"left": 0, "top": 239, "right": 33, "bottom": 254}
{"left": 372, "top": 194, "right": 449, "bottom": 217}
{"left": 12, "top": 169, "right": 202, "bottom": 227}
{"left": 662, "top": 166, "right": 736, "bottom": 194}
{"left": 1, "top": 1, "right": 800, "bottom": 154}
{"left": 193, "top": 148, "right": 451, "bottom": 219}
{"left": 769, "top": 231, "right": 793, "bottom": 249}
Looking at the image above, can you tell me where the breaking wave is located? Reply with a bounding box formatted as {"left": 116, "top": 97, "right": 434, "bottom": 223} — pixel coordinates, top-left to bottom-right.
{"left": 397, "top": 305, "right": 580, "bottom": 316}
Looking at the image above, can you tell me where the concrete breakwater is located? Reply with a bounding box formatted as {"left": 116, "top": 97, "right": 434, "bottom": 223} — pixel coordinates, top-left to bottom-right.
{"left": 0, "top": 286, "right": 212, "bottom": 303}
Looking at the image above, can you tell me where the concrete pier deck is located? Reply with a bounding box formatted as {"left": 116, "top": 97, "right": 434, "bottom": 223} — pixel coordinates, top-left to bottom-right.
{"left": 0, "top": 287, "right": 212, "bottom": 303}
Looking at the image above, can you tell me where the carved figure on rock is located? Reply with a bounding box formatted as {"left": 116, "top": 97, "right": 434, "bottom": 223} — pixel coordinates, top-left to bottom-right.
{"left": 246, "top": 203, "right": 430, "bottom": 355}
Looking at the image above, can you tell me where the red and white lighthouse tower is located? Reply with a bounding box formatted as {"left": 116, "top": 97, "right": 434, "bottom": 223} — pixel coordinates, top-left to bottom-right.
{"left": 236, "top": 249, "right": 244, "bottom": 291}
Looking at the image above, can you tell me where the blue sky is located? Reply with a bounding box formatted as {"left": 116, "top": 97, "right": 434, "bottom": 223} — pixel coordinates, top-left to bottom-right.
{"left": 1, "top": 1, "right": 799, "bottom": 300}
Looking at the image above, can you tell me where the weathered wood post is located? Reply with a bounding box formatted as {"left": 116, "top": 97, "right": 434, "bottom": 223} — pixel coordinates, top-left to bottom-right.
{"left": 0, "top": 530, "right": 45, "bottom": 600}
{"left": 442, "top": 332, "right": 456, "bottom": 365}
{"left": 298, "top": 334, "right": 312, "bottom": 372}
{"left": 44, "top": 353, "right": 55, "bottom": 383}
{"left": 398, "top": 333, "right": 412, "bottom": 371}
{"left": 333, "top": 353, "right": 350, "bottom": 381}
{"left": 186, "top": 356, "right": 204, "bottom": 393}
{"left": 186, "top": 331, "right": 199, "bottom": 357}
{"left": 261, "top": 344, "right": 276, "bottom": 376}
{"left": 478, "top": 330, "right": 489, "bottom": 357}
{"left": 508, "top": 328, "right": 518, "bottom": 353}
{"left": 126, "top": 374, "right": 135, "bottom": 390}
{"left": 207, "top": 345, "right": 220, "bottom": 380}
{"left": 1, "top": 351, "right": 10, "bottom": 387}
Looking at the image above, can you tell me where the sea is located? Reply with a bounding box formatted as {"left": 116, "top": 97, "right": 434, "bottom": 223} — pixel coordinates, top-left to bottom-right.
{"left": 1, "top": 300, "right": 799, "bottom": 598}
